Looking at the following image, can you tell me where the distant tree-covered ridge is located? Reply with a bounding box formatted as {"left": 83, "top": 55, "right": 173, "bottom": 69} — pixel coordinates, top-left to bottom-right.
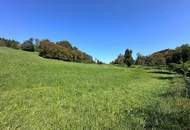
{"left": 0, "top": 37, "right": 94, "bottom": 63}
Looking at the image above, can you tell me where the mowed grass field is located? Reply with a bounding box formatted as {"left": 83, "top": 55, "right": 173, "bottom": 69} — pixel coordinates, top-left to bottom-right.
{"left": 0, "top": 47, "right": 190, "bottom": 130}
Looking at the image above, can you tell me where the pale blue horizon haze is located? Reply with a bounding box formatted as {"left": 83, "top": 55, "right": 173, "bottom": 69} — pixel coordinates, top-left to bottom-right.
{"left": 0, "top": 0, "right": 190, "bottom": 63}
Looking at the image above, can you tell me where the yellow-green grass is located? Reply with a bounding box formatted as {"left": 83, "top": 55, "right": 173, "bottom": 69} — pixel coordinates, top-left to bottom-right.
{"left": 0, "top": 47, "right": 190, "bottom": 129}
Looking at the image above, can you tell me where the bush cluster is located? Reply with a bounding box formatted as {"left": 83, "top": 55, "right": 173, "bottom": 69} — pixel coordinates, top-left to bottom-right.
{"left": 0, "top": 38, "right": 20, "bottom": 49}
{"left": 111, "top": 49, "right": 134, "bottom": 66}
{"left": 21, "top": 38, "right": 35, "bottom": 52}
{"left": 0, "top": 37, "right": 95, "bottom": 63}
{"left": 126, "top": 44, "right": 190, "bottom": 67}
{"left": 168, "top": 62, "right": 190, "bottom": 77}
{"left": 39, "top": 40, "right": 94, "bottom": 63}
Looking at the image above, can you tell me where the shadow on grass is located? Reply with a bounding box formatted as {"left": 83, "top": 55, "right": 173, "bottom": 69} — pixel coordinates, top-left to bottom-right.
{"left": 143, "top": 105, "right": 190, "bottom": 130}
{"left": 156, "top": 76, "right": 174, "bottom": 80}
{"left": 151, "top": 76, "right": 174, "bottom": 81}
{"left": 141, "top": 66, "right": 154, "bottom": 70}
{"left": 149, "top": 70, "right": 176, "bottom": 81}
{"left": 120, "top": 104, "right": 190, "bottom": 129}
{"left": 148, "top": 71, "right": 175, "bottom": 75}
{"left": 158, "top": 90, "right": 187, "bottom": 98}
{"left": 119, "top": 70, "right": 190, "bottom": 129}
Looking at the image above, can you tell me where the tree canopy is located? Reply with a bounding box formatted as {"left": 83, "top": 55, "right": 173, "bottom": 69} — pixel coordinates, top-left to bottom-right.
{"left": 0, "top": 37, "right": 95, "bottom": 64}
{"left": 39, "top": 40, "right": 94, "bottom": 63}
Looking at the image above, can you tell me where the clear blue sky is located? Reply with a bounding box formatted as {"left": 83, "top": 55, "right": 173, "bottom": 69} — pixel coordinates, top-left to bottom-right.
{"left": 0, "top": 0, "right": 190, "bottom": 63}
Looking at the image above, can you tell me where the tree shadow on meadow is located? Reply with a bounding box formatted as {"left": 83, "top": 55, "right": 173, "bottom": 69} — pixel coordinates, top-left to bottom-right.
{"left": 149, "top": 70, "right": 176, "bottom": 81}
{"left": 145, "top": 72, "right": 190, "bottom": 129}
{"left": 158, "top": 90, "right": 187, "bottom": 98}
{"left": 143, "top": 104, "right": 190, "bottom": 130}
{"left": 120, "top": 103, "right": 190, "bottom": 129}
{"left": 119, "top": 69, "right": 190, "bottom": 129}
{"left": 148, "top": 71, "right": 175, "bottom": 75}
{"left": 151, "top": 75, "right": 175, "bottom": 81}
{"left": 156, "top": 76, "right": 174, "bottom": 80}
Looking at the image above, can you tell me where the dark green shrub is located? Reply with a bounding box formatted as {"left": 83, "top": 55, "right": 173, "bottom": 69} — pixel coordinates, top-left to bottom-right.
{"left": 174, "top": 68, "right": 185, "bottom": 75}
{"left": 187, "top": 70, "right": 190, "bottom": 77}
{"left": 171, "top": 44, "right": 190, "bottom": 64}
{"left": 21, "top": 39, "right": 35, "bottom": 52}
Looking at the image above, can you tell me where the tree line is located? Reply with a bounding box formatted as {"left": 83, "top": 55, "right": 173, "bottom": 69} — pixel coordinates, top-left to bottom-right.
{"left": 0, "top": 37, "right": 95, "bottom": 63}
{"left": 0, "top": 38, "right": 20, "bottom": 49}
{"left": 111, "top": 49, "right": 134, "bottom": 67}
{"left": 0, "top": 36, "right": 190, "bottom": 75}
{"left": 111, "top": 44, "right": 190, "bottom": 77}
{"left": 112, "top": 44, "right": 190, "bottom": 66}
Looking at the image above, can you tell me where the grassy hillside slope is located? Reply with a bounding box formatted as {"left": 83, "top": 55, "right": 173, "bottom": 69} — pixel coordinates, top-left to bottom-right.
{"left": 0, "top": 47, "right": 190, "bottom": 129}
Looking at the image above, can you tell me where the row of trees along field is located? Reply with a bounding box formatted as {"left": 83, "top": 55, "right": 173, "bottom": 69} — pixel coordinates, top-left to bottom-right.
{"left": 0, "top": 37, "right": 95, "bottom": 63}
{"left": 111, "top": 44, "right": 190, "bottom": 77}
{"left": 0, "top": 37, "right": 190, "bottom": 76}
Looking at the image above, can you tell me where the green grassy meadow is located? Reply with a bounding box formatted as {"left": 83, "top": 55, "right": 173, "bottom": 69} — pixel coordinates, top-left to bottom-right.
{"left": 0, "top": 47, "right": 190, "bottom": 129}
